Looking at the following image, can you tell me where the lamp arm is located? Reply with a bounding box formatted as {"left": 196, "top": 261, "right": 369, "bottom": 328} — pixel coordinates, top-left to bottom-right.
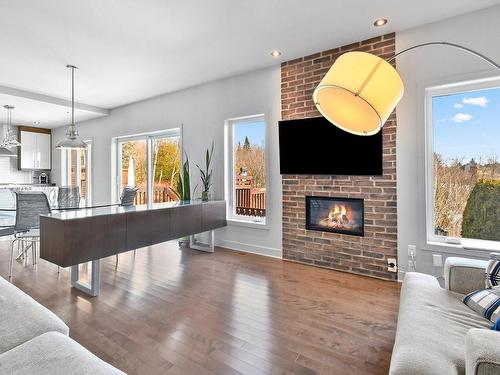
{"left": 388, "top": 42, "right": 500, "bottom": 71}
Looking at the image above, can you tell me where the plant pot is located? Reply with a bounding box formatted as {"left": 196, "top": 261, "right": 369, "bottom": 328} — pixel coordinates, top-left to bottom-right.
{"left": 201, "top": 191, "right": 209, "bottom": 202}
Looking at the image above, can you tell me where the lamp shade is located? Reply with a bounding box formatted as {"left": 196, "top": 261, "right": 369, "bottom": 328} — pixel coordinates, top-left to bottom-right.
{"left": 55, "top": 137, "right": 88, "bottom": 150}
{"left": 313, "top": 51, "right": 404, "bottom": 136}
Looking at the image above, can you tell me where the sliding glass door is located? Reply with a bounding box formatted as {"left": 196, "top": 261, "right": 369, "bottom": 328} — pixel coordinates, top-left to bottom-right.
{"left": 119, "top": 139, "right": 148, "bottom": 205}
{"left": 117, "top": 130, "right": 181, "bottom": 207}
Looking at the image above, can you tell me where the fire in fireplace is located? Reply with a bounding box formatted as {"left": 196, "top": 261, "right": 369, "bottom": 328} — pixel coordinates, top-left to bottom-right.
{"left": 306, "top": 196, "right": 364, "bottom": 236}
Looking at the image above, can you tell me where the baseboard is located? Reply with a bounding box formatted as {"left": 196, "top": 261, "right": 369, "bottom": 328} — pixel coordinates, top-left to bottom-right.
{"left": 215, "top": 238, "right": 282, "bottom": 259}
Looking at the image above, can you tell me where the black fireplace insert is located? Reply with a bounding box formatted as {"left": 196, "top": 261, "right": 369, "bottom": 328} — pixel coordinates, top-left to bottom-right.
{"left": 305, "top": 196, "right": 364, "bottom": 236}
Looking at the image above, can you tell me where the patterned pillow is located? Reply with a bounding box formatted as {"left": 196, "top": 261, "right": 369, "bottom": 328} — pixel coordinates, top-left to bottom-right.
{"left": 485, "top": 253, "right": 500, "bottom": 288}
{"left": 463, "top": 288, "right": 500, "bottom": 323}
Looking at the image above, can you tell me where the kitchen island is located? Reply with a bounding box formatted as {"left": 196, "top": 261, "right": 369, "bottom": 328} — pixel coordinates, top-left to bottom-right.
{"left": 40, "top": 200, "right": 227, "bottom": 296}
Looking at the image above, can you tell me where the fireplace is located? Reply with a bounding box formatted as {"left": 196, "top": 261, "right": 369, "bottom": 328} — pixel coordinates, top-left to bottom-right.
{"left": 306, "top": 196, "right": 364, "bottom": 236}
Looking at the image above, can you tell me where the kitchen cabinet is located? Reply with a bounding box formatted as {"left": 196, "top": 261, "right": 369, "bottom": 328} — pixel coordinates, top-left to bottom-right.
{"left": 18, "top": 127, "right": 52, "bottom": 170}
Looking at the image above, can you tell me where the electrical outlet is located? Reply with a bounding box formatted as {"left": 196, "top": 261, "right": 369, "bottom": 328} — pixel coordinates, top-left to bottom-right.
{"left": 387, "top": 258, "right": 397, "bottom": 272}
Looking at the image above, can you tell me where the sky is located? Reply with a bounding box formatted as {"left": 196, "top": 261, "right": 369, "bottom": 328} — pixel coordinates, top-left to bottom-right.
{"left": 234, "top": 120, "right": 265, "bottom": 147}
{"left": 433, "top": 86, "right": 500, "bottom": 164}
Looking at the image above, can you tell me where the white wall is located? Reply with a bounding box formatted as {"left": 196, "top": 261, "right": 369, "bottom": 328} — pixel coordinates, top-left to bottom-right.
{"left": 396, "top": 6, "right": 500, "bottom": 279}
{"left": 53, "top": 66, "right": 282, "bottom": 257}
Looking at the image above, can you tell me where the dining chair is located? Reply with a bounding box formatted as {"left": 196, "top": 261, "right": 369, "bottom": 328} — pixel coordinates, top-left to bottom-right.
{"left": 115, "top": 186, "right": 139, "bottom": 265}
{"left": 57, "top": 186, "right": 81, "bottom": 209}
{"left": 9, "top": 192, "right": 51, "bottom": 280}
{"left": 0, "top": 226, "right": 14, "bottom": 239}
{"left": 120, "top": 186, "right": 138, "bottom": 207}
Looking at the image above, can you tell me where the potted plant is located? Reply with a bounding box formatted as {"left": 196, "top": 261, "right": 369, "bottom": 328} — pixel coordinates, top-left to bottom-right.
{"left": 175, "top": 152, "right": 191, "bottom": 201}
{"left": 175, "top": 152, "right": 191, "bottom": 247}
{"left": 196, "top": 141, "right": 214, "bottom": 202}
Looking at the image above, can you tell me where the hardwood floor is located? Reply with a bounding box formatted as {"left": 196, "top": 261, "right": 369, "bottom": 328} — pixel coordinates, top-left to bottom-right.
{"left": 0, "top": 239, "right": 400, "bottom": 374}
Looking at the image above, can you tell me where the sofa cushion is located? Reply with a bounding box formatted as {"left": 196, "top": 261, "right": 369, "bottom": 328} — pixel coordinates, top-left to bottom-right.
{"left": 0, "top": 332, "right": 125, "bottom": 375}
{"left": 390, "top": 272, "right": 492, "bottom": 375}
{"left": 0, "top": 276, "right": 69, "bottom": 354}
{"left": 464, "top": 288, "right": 500, "bottom": 323}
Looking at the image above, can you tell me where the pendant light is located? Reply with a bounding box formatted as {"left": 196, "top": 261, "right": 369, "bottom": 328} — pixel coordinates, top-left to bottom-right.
{"left": 0, "top": 105, "right": 18, "bottom": 157}
{"left": 314, "top": 42, "right": 500, "bottom": 136}
{"left": 1, "top": 105, "right": 21, "bottom": 147}
{"left": 56, "top": 64, "right": 87, "bottom": 150}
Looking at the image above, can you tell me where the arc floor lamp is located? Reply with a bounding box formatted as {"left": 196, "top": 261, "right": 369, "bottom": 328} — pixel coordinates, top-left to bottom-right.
{"left": 313, "top": 42, "right": 500, "bottom": 136}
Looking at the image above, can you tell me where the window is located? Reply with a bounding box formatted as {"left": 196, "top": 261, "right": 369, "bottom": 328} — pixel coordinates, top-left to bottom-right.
{"left": 115, "top": 129, "right": 181, "bottom": 207}
{"left": 225, "top": 115, "right": 267, "bottom": 225}
{"left": 426, "top": 79, "right": 500, "bottom": 249}
{"left": 60, "top": 140, "right": 92, "bottom": 206}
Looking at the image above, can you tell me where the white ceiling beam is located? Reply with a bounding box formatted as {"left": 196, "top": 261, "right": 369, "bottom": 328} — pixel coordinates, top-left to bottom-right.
{"left": 0, "top": 85, "right": 109, "bottom": 115}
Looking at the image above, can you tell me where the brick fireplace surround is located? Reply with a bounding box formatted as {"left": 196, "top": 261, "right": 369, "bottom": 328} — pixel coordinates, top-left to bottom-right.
{"left": 281, "top": 33, "right": 398, "bottom": 280}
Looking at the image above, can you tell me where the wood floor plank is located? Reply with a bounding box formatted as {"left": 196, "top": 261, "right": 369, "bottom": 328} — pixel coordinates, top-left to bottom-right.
{"left": 0, "top": 239, "right": 399, "bottom": 374}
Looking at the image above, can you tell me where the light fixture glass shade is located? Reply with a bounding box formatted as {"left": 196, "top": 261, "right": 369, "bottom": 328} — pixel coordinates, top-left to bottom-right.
{"left": 2, "top": 129, "right": 21, "bottom": 148}
{"left": 1, "top": 105, "right": 21, "bottom": 147}
{"left": 313, "top": 51, "right": 404, "bottom": 136}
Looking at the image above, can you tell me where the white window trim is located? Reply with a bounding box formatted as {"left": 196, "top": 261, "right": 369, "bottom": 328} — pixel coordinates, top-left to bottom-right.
{"left": 224, "top": 114, "right": 269, "bottom": 229}
{"left": 113, "top": 127, "right": 182, "bottom": 209}
{"left": 425, "top": 76, "right": 500, "bottom": 251}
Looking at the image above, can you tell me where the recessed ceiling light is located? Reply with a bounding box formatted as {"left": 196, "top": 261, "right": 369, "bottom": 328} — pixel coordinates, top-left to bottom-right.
{"left": 270, "top": 50, "right": 282, "bottom": 57}
{"left": 373, "top": 18, "right": 388, "bottom": 27}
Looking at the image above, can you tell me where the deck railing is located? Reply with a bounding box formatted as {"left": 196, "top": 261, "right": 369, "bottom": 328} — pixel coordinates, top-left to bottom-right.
{"left": 134, "top": 185, "right": 178, "bottom": 205}
{"left": 128, "top": 176, "right": 266, "bottom": 217}
{"left": 235, "top": 175, "right": 266, "bottom": 217}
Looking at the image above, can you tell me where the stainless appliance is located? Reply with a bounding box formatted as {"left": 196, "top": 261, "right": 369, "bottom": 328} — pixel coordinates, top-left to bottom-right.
{"left": 38, "top": 173, "right": 49, "bottom": 184}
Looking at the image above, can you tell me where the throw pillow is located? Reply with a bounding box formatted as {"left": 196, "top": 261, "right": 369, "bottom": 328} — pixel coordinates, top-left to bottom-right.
{"left": 492, "top": 318, "right": 500, "bottom": 331}
{"left": 485, "top": 253, "right": 500, "bottom": 288}
{"left": 464, "top": 288, "right": 500, "bottom": 323}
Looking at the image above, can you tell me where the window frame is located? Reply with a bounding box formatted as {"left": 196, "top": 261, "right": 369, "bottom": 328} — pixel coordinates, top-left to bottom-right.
{"left": 425, "top": 76, "right": 500, "bottom": 251}
{"left": 224, "top": 114, "right": 269, "bottom": 229}
{"left": 113, "top": 127, "right": 182, "bottom": 209}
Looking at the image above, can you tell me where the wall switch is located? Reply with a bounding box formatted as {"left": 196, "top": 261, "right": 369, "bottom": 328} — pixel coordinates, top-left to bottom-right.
{"left": 433, "top": 254, "right": 443, "bottom": 267}
{"left": 408, "top": 245, "right": 416, "bottom": 257}
{"left": 387, "top": 258, "right": 397, "bottom": 273}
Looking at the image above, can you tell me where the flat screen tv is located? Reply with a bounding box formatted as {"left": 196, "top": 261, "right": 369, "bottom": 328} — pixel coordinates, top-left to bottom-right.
{"left": 279, "top": 116, "right": 383, "bottom": 175}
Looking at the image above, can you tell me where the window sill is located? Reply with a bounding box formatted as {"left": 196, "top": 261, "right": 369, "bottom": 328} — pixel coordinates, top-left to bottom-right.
{"left": 424, "top": 239, "right": 500, "bottom": 256}
{"left": 227, "top": 218, "right": 269, "bottom": 230}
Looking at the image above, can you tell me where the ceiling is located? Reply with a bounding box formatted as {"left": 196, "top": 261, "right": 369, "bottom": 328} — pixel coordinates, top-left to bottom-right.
{"left": 0, "top": 0, "right": 497, "bottom": 127}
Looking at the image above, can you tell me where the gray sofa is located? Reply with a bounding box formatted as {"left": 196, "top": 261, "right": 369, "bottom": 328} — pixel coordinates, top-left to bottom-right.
{"left": 0, "top": 276, "right": 125, "bottom": 374}
{"left": 390, "top": 257, "right": 500, "bottom": 375}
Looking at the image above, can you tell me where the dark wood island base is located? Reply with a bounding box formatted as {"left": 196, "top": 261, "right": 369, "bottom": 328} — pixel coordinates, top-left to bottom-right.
{"left": 40, "top": 200, "right": 226, "bottom": 296}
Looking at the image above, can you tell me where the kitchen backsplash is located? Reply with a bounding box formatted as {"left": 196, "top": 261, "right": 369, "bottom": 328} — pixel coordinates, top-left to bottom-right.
{"left": 0, "top": 155, "right": 32, "bottom": 183}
